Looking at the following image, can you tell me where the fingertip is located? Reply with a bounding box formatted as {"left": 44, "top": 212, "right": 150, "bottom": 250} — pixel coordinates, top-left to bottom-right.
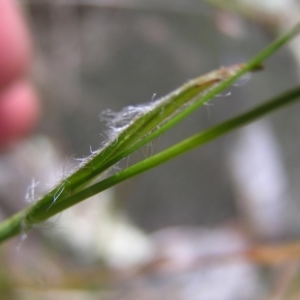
{"left": 0, "top": 81, "right": 41, "bottom": 148}
{"left": 0, "top": 0, "right": 32, "bottom": 86}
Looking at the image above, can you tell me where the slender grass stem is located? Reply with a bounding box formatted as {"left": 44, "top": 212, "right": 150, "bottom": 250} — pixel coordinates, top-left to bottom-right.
{"left": 0, "top": 23, "right": 299, "bottom": 244}
{"left": 0, "top": 85, "right": 299, "bottom": 243}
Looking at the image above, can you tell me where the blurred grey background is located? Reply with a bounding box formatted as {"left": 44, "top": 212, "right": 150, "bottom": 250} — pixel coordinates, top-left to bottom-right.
{"left": 1, "top": 1, "right": 300, "bottom": 298}
{"left": 4, "top": 0, "right": 300, "bottom": 235}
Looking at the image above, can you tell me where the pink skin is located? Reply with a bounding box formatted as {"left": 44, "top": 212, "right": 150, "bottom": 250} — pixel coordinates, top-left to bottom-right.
{"left": 0, "top": 0, "right": 40, "bottom": 149}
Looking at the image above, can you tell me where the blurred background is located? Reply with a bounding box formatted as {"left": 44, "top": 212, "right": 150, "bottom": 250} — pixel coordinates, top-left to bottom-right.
{"left": 1, "top": 0, "right": 300, "bottom": 299}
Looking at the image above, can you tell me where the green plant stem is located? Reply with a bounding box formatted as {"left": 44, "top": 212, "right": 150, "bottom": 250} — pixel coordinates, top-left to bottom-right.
{"left": 0, "top": 85, "right": 298, "bottom": 244}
